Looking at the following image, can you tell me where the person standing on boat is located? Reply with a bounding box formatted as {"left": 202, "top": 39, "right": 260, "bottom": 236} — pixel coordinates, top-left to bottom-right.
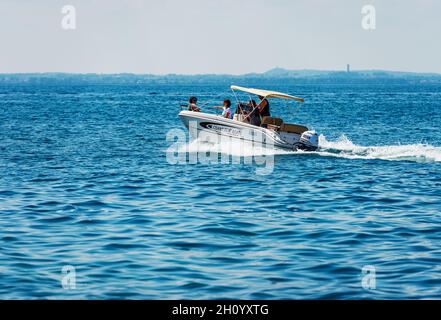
{"left": 257, "top": 95, "right": 270, "bottom": 118}
{"left": 188, "top": 97, "right": 201, "bottom": 112}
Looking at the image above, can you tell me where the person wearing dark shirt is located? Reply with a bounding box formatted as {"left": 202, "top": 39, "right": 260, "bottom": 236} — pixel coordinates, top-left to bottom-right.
{"left": 246, "top": 100, "right": 261, "bottom": 126}
{"left": 257, "top": 95, "right": 270, "bottom": 118}
{"left": 188, "top": 96, "right": 201, "bottom": 112}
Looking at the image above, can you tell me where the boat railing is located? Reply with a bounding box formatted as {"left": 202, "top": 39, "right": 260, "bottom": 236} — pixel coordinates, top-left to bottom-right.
{"left": 179, "top": 104, "right": 223, "bottom": 116}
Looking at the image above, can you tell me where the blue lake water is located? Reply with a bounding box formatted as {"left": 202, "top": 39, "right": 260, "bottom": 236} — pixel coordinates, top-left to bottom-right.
{"left": 1, "top": 82, "right": 441, "bottom": 299}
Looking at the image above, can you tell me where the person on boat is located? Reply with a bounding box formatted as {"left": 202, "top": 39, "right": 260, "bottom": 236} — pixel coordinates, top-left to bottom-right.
{"left": 257, "top": 95, "right": 270, "bottom": 118}
{"left": 242, "top": 100, "right": 261, "bottom": 126}
{"left": 188, "top": 97, "right": 201, "bottom": 112}
{"left": 212, "top": 99, "right": 233, "bottom": 119}
{"left": 256, "top": 95, "right": 270, "bottom": 127}
{"left": 219, "top": 99, "right": 233, "bottom": 119}
{"left": 222, "top": 99, "right": 233, "bottom": 119}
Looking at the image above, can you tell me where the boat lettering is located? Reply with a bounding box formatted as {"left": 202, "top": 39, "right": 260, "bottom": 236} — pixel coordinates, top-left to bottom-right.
{"left": 200, "top": 122, "right": 241, "bottom": 136}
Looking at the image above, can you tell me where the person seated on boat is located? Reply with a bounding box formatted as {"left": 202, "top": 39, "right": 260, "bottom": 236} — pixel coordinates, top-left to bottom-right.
{"left": 221, "top": 99, "right": 233, "bottom": 119}
{"left": 238, "top": 101, "right": 251, "bottom": 124}
{"left": 212, "top": 99, "right": 233, "bottom": 119}
{"left": 188, "top": 97, "right": 201, "bottom": 112}
{"left": 242, "top": 100, "right": 261, "bottom": 126}
{"left": 235, "top": 102, "right": 250, "bottom": 121}
{"left": 250, "top": 100, "right": 262, "bottom": 126}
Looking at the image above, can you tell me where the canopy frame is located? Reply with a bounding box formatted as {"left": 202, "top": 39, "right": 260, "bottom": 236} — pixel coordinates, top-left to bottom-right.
{"left": 230, "top": 85, "right": 304, "bottom": 102}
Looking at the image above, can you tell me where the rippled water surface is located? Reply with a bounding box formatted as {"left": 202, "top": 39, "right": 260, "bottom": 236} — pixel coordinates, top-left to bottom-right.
{"left": 1, "top": 83, "right": 441, "bottom": 299}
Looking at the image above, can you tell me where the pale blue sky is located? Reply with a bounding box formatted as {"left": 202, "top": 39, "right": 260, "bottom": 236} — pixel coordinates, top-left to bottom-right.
{"left": 0, "top": 0, "right": 440, "bottom": 74}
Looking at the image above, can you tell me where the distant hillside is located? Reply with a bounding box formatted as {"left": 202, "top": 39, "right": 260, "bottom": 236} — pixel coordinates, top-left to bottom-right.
{"left": 259, "top": 67, "right": 441, "bottom": 79}
{"left": 1, "top": 68, "right": 441, "bottom": 85}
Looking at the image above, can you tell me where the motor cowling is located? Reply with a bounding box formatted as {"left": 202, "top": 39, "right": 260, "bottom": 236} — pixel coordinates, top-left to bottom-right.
{"left": 298, "top": 130, "right": 319, "bottom": 151}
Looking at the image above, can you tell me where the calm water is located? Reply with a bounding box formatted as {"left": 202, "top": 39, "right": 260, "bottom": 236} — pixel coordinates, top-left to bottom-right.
{"left": 1, "top": 82, "right": 441, "bottom": 299}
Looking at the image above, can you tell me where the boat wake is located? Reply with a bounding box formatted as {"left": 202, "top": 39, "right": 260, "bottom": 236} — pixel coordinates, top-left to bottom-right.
{"left": 181, "top": 138, "right": 291, "bottom": 157}
{"left": 180, "top": 135, "right": 441, "bottom": 163}
{"left": 316, "top": 135, "right": 441, "bottom": 163}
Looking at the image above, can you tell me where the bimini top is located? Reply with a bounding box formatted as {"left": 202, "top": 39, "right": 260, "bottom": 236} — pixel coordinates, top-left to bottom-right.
{"left": 231, "top": 85, "right": 304, "bottom": 102}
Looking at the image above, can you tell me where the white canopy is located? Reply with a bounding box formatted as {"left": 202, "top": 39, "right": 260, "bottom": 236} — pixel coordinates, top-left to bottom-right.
{"left": 231, "top": 85, "right": 304, "bottom": 102}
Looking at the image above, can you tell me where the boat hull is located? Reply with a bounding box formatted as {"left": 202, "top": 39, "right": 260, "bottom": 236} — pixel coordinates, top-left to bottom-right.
{"left": 179, "top": 111, "right": 318, "bottom": 151}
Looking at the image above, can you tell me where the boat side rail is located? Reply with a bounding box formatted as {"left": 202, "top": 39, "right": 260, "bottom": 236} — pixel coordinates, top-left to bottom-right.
{"left": 179, "top": 105, "right": 223, "bottom": 116}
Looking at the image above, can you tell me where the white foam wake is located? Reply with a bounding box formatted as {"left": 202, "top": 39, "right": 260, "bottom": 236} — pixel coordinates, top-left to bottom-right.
{"left": 178, "top": 135, "right": 441, "bottom": 163}
{"left": 180, "top": 138, "right": 292, "bottom": 157}
{"left": 317, "top": 135, "right": 441, "bottom": 163}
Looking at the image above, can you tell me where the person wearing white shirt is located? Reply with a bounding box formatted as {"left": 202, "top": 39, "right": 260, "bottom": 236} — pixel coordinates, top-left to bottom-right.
{"left": 213, "top": 99, "right": 233, "bottom": 119}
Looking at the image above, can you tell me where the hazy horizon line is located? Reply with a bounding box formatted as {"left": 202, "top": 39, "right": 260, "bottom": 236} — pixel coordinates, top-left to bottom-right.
{"left": 1, "top": 67, "right": 441, "bottom": 77}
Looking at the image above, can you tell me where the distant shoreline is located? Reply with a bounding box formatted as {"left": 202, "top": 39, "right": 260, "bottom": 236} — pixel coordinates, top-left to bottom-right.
{"left": 1, "top": 68, "right": 441, "bottom": 85}
{"left": 1, "top": 67, "right": 441, "bottom": 77}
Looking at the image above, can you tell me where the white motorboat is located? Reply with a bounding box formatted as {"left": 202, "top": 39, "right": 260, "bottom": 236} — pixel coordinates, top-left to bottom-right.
{"left": 179, "top": 85, "right": 319, "bottom": 151}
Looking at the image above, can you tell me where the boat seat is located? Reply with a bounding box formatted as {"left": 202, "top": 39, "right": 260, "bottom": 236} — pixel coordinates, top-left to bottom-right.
{"left": 261, "top": 116, "right": 283, "bottom": 127}
{"left": 280, "top": 123, "right": 308, "bottom": 134}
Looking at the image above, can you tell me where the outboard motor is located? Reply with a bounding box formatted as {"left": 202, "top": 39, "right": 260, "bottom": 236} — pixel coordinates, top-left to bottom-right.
{"left": 298, "top": 130, "right": 319, "bottom": 151}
